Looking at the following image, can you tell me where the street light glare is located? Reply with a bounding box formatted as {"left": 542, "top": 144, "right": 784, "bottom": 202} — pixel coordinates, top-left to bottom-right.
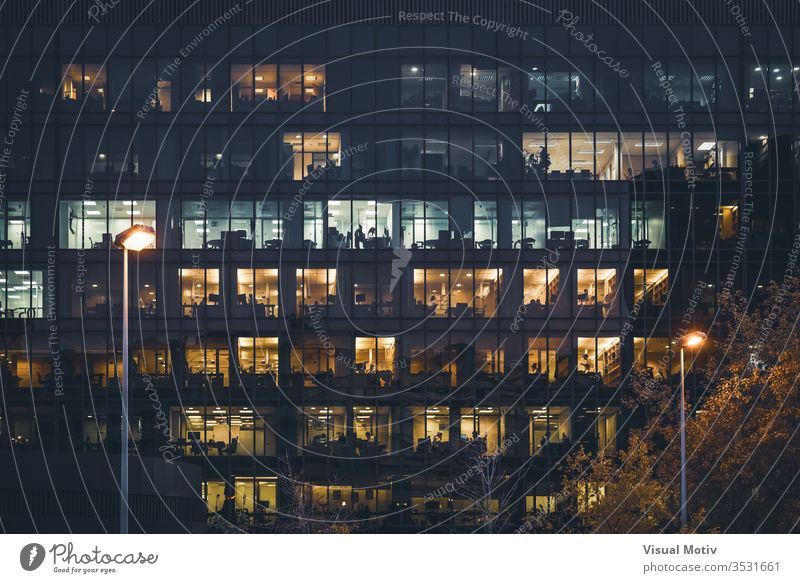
{"left": 115, "top": 224, "right": 155, "bottom": 251}
{"left": 683, "top": 331, "right": 707, "bottom": 348}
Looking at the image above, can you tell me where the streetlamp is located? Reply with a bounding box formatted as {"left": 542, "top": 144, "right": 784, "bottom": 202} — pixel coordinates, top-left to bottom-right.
{"left": 114, "top": 224, "right": 156, "bottom": 534}
{"left": 679, "top": 331, "right": 706, "bottom": 530}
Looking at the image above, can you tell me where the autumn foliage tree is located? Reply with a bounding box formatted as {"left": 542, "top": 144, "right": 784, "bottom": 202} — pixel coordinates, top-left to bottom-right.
{"left": 554, "top": 279, "right": 800, "bottom": 533}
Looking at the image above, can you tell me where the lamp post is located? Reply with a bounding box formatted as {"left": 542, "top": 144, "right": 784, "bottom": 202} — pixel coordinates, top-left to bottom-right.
{"left": 114, "top": 224, "right": 156, "bottom": 534}
{"left": 679, "top": 331, "right": 706, "bottom": 530}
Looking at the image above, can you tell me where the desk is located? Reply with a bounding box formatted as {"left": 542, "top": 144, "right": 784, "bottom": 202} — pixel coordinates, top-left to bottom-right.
{"left": 448, "top": 304, "right": 470, "bottom": 318}
{"left": 514, "top": 238, "right": 536, "bottom": 249}
{"left": 263, "top": 239, "right": 282, "bottom": 250}
{"left": 363, "top": 236, "right": 391, "bottom": 249}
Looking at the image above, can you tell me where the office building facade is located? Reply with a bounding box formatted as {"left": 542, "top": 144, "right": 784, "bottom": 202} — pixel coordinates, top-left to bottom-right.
{"left": 1, "top": 0, "right": 797, "bottom": 532}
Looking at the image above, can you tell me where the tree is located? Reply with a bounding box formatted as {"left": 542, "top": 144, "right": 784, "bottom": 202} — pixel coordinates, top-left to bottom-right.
{"left": 454, "top": 436, "right": 527, "bottom": 533}
{"left": 554, "top": 279, "right": 800, "bottom": 533}
{"left": 554, "top": 438, "right": 673, "bottom": 533}
{"left": 276, "top": 452, "right": 353, "bottom": 534}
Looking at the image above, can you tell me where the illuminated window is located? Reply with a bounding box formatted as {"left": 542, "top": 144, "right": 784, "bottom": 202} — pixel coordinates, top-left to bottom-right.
{"left": 620, "top": 132, "right": 644, "bottom": 178}
{"left": 633, "top": 268, "right": 669, "bottom": 306}
{"left": 528, "top": 406, "right": 571, "bottom": 455}
{"left": 253, "top": 63, "right": 279, "bottom": 103}
{"left": 401, "top": 63, "right": 423, "bottom": 107}
{"left": 237, "top": 337, "right": 279, "bottom": 375}
{"left": 644, "top": 132, "right": 669, "bottom": 175}
{"left": 689, "top": 132, "right": 739, "bottom": 180}
{"left": 155, "top": 79, "right": 171, "bottom": 112}
{"left": 296, "top": 268, "right": 336, "bottom": 314}
{"left": 413, "top": 269, "right": 449, "bottom": 317}
{"left": 474, "top": 200, "right": 497, "bottom": 248}
{"left": 525, "top": 495, "right": 558, "bottom": 514}
{"left": 204, "top": 477, "right": 277, "bottom": 516}
{"left": 232, "top": 63, "right": 323, "bottom": 111}
{"left": 593, "top": 132, "right": 619, "bottom": 180}
{"left": 512, "top": 199, "right": 545, "bottom": 249}
{"left": 236, "top": 269, "right": 278, "bottom": 317}
{"left": 527, "top": 337, "right": 561, "bottom": 382}
{"left": 475, "top": 335, "right": 504, "bottom": 375}
{"left": 411, "top": 406, "right": 450, "bottom": 451}
{"left": 326, "top": 198, "right": 393, "bottom": 249}
{"left": 572, "top": 196, "right": 619, "bottom": 249}
{"left": 2, "top": 347, "right": 49, "bottom": 387}
{"left": 0, "top": 200, "right": 30, "bottom": 249}
{"left": 256, "top": 200, "right": 284, "bottom": 249}
{"left": 83, "top": 418, "right": 107, "bottom": 447}
{"left": 303, "top": 406, "right": 346, "bottom": 449}
{"left": 281, "top": 131, "right": 341, "bottom": 180}
{"left": 577, "top": 482, "right": 606, "bottom": 513}
{"left": 173, "top": 407, "right": 275, "bottom": 457}
{"left": 303, "top": 200, "right": 324, "bottom": 248}
{"left": 523, "top": 131, "right": 565, "bottom": 178}
{"left": 279, "top": 64, "right": 302, "bottom": 102}
{"left": 309, "top": 485, "right": 355, "bottom": 515}
{"left": 460, "top": 407, "right": 504, "bottom": 453}
{"left": 473, "top": 269, "right": 502, "bottom": 316}
{"left": 181, "top": 199, "right": 253, "bottom": 250}
{"left": 401, "top": 63, "right": 446, "bottom": 108}
{"left": 523, "top": 268, "right": 559, "bottom": 309}
{"left": 354, "top": 337, "right": 396, "bottom": 377}
{"left": 718, "top": 203, "right": 739, "bottom": 241}
{"left": 400, "top": 200, "right": 449, "bottom": 249}
{"left": 633, "top": 337, "right": 676, "bottom": 380}
{"left": 352, "top": 406, "right": 391, "bottom": 453}
{"left": 230, "top": 64, "right": 260, "bottom": 111}
{"left": 631, "top": 200, "right": 666, "bottom": 249}
{"left": 576, "top": 268, "right": 617, "bottom": 309}
{"left": 61, "top": 64, "right": 106, "bottom": 111}
{"left": 577, "top": 337, "right": 621, "bottom": 385}
{"left": 138, "top": 281, "right": 160, "bottom": 325}
{"left": 413, "top": 268, "right": 501, "bottom": 318}
{"left": 180, "top": 268, "right": 220, "bottom": 317}
{"left": 60, "top": 200, "right": 156, "bottom": 250}
{"left": 185, "top": 343, "right": 229, "bottom": 387}
{"left": 473, "top": 129, "right": 500, "bottom": 179}
{"left": 595, "top": 407, "right": 618, "bottom": 452}
{"left": 132, "top": 344, "right": 171, "bottom": 376}
{"left": 302, "top": 65, "right": 326, "bottom": 106}
{"left": 84, "top": 350, "right": 122, "bottom": 389}
{"left": 186, "top": 63, "right": 213, "bottom": 107}
{"left": 0, "top": 270, "right": 43, "bottom": 318}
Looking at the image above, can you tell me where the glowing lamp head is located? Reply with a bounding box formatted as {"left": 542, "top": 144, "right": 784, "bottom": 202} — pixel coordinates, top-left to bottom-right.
{"left": 115, "top": 224, "right": 156, "bottom": 251}
{"left": 682, "top": 331, "right": 707, "bottom": 349}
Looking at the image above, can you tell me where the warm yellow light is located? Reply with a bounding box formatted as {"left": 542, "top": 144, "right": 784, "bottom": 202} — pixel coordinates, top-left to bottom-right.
{"left": 115, "top": 224, "right": 156, "bottom": 251}
{"left": 682, "top": 331, "right": 707, "bottom": 348}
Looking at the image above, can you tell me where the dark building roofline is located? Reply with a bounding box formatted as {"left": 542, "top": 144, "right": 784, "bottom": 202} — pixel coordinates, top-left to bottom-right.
{"left": 0, "top": 0, "right": 797, "bottom": 27}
